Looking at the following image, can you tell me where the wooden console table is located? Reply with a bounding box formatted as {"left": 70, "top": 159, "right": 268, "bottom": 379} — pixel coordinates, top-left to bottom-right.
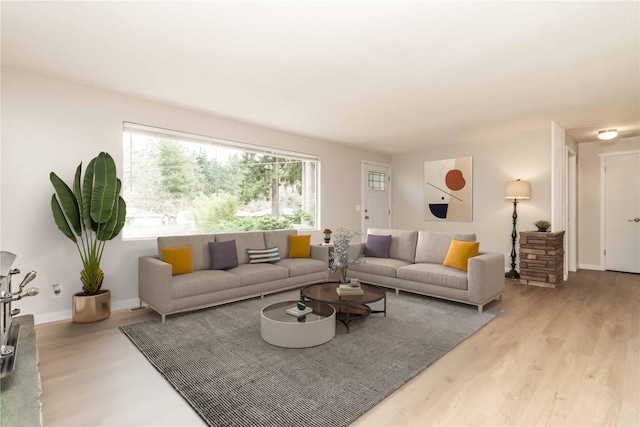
{"left": 519, "top": 231, "right": 565, "bottom": 288}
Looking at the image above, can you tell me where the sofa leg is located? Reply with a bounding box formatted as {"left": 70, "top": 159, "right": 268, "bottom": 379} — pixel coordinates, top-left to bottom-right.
{"left": 395, "top": 288, "right": 400, "bottom": 295}
{"left": 497, "top": 294, "right": 503, "bottom": 301}
{"left": 161, "top": 314, "right": 166, "bottom": 323}
{"left": 477, "top": 305, "right": 484, "bottom": 313}
{"left": 129, "top": 300, "right": 147, "bottom": 312}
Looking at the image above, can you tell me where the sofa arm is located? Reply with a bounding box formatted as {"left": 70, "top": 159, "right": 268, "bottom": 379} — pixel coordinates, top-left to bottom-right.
{"left": 310, "top": 245, "right": 329, "bottom": 264}
{"left": 138, "top": 256, "right": 172, "bottom": 313}
{"left": 349, "top": 242, "right": 365, "bottom": 259}
{"left": 466, "top": 252, "right": 505, "bottom": 305}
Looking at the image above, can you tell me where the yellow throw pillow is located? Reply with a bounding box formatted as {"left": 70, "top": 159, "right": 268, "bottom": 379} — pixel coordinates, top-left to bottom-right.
{"left": 443, "top": 239, "right": 480, "bottom": 272}
{"left": 288, "top": 234, "right": 311, "bottom": 258}
{"left": 160, "top": 245, "right": 194, "bottom": 276}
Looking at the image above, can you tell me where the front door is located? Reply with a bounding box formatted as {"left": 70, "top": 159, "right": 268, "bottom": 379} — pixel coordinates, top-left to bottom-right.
{"left": 604, "top": 151, "right": 640, "bottom": 273}
{"left": 362, "top": 162, "right": 391, "bottom": 232}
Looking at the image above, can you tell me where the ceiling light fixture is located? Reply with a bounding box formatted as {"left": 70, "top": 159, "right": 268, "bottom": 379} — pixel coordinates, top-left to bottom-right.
{"left": 597, "top": 129, "right": 618, "bottom": 140}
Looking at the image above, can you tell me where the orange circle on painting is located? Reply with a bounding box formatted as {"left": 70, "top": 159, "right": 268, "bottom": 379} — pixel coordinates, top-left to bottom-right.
{"left": 445, "top": 169, "right": 466, "bottom": 191}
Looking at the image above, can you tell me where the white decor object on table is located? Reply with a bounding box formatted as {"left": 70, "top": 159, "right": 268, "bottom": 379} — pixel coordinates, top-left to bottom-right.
{"left": 285, "top": 306, "right": 313, "bottom": 317}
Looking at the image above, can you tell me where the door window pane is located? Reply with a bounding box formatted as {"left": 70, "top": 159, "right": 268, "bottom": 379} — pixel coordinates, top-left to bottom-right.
{"left": 368, "top": 171, "right": 386, "bottom": 190}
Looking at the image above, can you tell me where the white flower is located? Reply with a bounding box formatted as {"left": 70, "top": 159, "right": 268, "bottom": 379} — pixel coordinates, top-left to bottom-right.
{"left": 328, "top": 228, "right": 364, "bottom": 283}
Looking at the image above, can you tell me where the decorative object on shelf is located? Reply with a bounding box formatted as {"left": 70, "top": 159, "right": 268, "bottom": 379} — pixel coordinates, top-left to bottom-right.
{"left": 0, "top": 252, "right": 39, "bottom": 378}
{"left": 534, "top": 220, "right": 551, "bottom": 232}
{"left": 328, "top": 228, "right": 364, "bottom": 284}
{"left": 424, "top": 156, "right": 473, "bottom": 221}
{"left": 323, "top": 228, "right": 332, "bottom": 244}
{"left": 504, "top": 179, "right": 531, "bottom": 279}
{"left": 286, "top": 298, "right": 313, "bottom": 317}
{"left": 50, "top": 152, "right": 127, "bottom": 323}
{"left": 297, "top": 295, "right": 306, "bottom": 311}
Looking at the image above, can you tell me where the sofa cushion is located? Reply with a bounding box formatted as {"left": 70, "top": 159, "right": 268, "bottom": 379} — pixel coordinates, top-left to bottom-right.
{"left": 160, "top": 245, "right": 194, "bottom": 276}
{"left": 158, "top": 234, "right": 216, "bottom": 271}
{"left": 264, "top": 229, "right": 295, "bottom": 260}
{"left": 208, "top": 240, "right": 239, "bottom": 270}
{"left": 247, "top": 247, "right": 281, "bottom": 264}
{"left": 289, "top": 234, "right": 311, "bottom": 258}
{"left": 397, "top": 263, "right": 468, "bottom": 290}
{"left": 367, "top": 228, "right": 418, "bottom": 263}
{"left": 364, "top": 234, "right": 392, "bottom": 258}
{"left": 275, "top": 258, "right": 327, "bottom": 277}
{"left": 216, "top": 232, "right": 266, "bottom": 265}
{"left": 227, "top": 263, "right": 289, "bottom": 286}
{"left": 414, "top": 231, "right": 476, "bottom": 264}
{"left": 443, "top": 239, "right": 479, "bottom": 272}
{"left": 348, "top": 257, "right": 411, "bottom": 278}
{"left": 171, "top": 270, "right": 241, "bottom": 299}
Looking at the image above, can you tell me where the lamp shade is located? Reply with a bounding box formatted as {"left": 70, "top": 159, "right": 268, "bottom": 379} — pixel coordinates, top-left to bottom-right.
{"left": 505, "top": 180, "right": 531, "bottom": 200}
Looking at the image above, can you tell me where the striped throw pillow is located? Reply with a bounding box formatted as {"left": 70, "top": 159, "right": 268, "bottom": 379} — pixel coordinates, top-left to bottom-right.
{"left": 247, "top": 247, "right": 281, "bottom": 264}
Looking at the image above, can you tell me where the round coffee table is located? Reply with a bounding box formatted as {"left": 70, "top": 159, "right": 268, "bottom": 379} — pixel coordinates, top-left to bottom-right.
{"left": 301, "top": 282, "right": 386, "bottom": 333}
{"left": 261, "top": 300, "right": 335, "bottom": 348}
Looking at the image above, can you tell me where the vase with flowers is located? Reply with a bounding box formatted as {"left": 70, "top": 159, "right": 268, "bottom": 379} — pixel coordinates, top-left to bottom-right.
{"left": 329, "top": 228, "right": 364, "bottom": 284}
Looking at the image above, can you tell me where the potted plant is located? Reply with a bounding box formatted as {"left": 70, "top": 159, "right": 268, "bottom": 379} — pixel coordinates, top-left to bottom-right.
{"left": 50, "top": 152, "right": 126, "bottom": 323}
{"left": 534, "top": 220, "right": 551, "bottom": 232}
{"left": 328, "top": 228, "right": 364, "bottom": 284}
{"left": 323, "top": 228, "right": 332, "bottom": 244}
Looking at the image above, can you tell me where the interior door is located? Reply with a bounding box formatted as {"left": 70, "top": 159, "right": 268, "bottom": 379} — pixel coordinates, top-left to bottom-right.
{"left": 362, "top": 163, "right": 391, "bottom": 232}
{"left": 604, "top": 151, "right": 640, "bottom": 273}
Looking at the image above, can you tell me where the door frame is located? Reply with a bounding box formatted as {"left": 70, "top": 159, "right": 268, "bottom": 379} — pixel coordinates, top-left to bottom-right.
{"left": 565, "top": 146, "right": 577, "bottom": 273}
{"left": 599, "top": 149, "right": 640, "bottom": 270}
{"left": 361, "top": 161, "right": 392, "bottom": 233}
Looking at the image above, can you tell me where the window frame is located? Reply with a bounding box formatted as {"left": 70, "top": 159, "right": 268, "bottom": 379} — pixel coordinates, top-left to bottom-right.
{"left": 122, "top": 122, "right": 320, "bottom": 240}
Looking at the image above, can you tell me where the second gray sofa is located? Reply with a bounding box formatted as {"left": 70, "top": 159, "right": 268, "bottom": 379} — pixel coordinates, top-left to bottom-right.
{"left": 348, "top": 228, "right": 505, "bottom": 312}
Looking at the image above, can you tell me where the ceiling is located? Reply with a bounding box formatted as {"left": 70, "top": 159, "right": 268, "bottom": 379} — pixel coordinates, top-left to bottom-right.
{"left": 2, "top": 1, "right": 639, "bottom": 155}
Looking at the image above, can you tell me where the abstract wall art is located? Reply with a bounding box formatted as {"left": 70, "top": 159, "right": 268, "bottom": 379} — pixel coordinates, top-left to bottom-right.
{"left": 424, "top": 156, "right": 473, "bottom": 221}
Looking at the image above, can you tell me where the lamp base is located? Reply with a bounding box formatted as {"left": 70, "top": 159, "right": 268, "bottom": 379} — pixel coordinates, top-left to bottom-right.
{"left": 505, "top": 270, "right": 520, "bottom": 280}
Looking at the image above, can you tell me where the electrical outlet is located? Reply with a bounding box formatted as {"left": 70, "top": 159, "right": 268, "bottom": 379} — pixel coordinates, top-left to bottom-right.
{"left": 52, "top": 283, "right": 62, "bottom": 299}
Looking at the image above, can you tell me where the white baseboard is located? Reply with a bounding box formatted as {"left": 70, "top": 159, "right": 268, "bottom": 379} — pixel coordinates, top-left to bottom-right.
{"left": 34, "top": 297, "right": 141, "bottom": 325}
{"left": 578, "top": 263, "right": 604, "bottom": 271}
{"left": 35, "top": 309, "right": 72, "bottom": 325}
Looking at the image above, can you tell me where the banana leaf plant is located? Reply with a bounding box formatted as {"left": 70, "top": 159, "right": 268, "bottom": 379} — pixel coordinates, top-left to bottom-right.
{"left": 50, "top": 152, "right": 127, "bottom": 295}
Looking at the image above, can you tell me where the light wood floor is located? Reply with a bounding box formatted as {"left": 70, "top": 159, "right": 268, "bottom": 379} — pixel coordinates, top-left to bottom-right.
{"left": 36, "top": 270, "right": 639, "bottom": 426}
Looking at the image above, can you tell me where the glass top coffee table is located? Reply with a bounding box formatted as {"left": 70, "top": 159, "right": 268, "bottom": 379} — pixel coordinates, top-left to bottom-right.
{"left": 301, "top": 282, "right": 386, "bottom": 333}
{"left": 261, "top": 300, "right": 335, "bottom": 348}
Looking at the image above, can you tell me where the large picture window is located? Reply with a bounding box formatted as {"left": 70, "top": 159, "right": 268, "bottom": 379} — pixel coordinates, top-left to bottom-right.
{"left": 123, "top": 123, "right": 318, "bottom": 239}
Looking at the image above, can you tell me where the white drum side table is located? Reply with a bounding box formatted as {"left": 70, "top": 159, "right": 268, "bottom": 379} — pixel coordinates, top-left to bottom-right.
{"left": 261, "top": 300, "right": 335, "bottom": 348}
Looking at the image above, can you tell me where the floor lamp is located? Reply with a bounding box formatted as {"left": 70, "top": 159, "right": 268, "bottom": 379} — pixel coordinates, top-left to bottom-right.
{"left": 505, "top": 179, "right": 531, "bottom": 279}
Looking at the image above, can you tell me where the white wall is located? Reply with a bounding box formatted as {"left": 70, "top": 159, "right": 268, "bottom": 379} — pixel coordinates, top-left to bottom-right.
{"left": 1, "top": 68, "right": 390, "bottom": 323}
{"left": 390, "top": 130, "right": 552, "bottom": 264}
{"left": 577, "top": 136, "right": 640, "bottom": 268}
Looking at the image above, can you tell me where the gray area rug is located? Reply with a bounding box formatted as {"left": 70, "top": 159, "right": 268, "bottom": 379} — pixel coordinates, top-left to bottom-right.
{"left": 120, "top": 290, "right": 501, "bottom": 427}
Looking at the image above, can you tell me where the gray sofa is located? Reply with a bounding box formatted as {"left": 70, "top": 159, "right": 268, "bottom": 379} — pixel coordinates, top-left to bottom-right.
{"left": 348, "top": 228, "right": 504, "bottom": 312}
{"left": 138, "top": 229, "right": 329, "bottom": 321}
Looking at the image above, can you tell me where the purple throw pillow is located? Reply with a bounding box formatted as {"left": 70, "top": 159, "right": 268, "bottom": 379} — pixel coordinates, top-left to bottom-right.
{"left": 209, "top": 240, "right": 239, "bottom": 270}
{"left": 364, "top": 234, "right": 391, "bottom": 258}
